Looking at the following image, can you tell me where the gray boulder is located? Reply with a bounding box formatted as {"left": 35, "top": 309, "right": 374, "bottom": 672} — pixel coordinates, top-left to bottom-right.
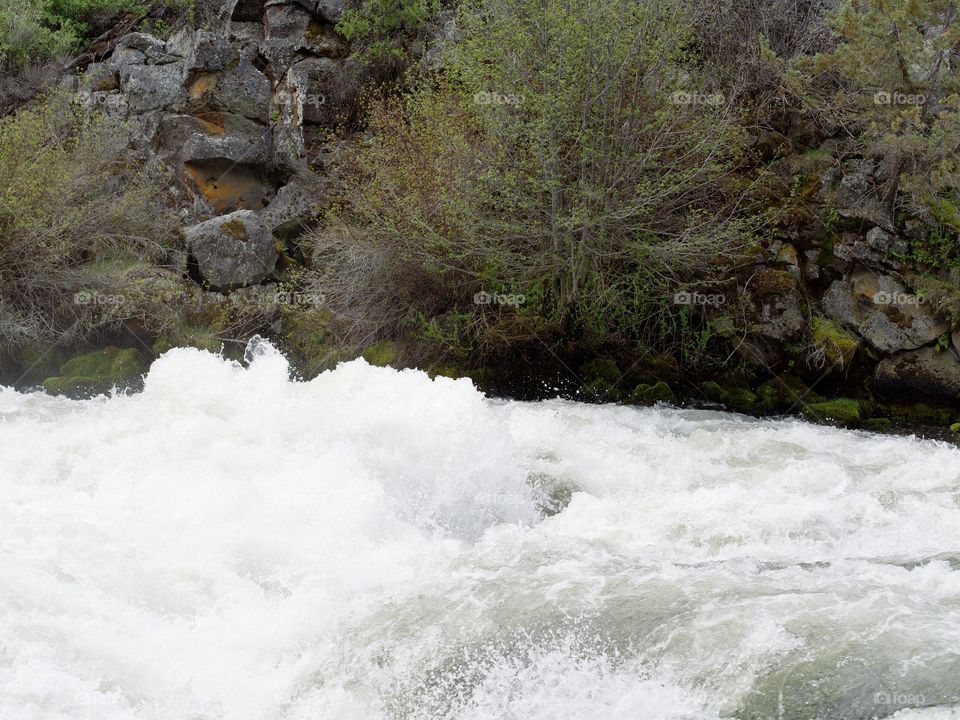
{"left": 185, "top": 210, "right": 279, "bottom": 289}
{"left": 749, "top": 269, "right": 804, "bottom": 341}
{"left": 80, "top": 62, "right": 118, "bottom": 91}
{"left": 166, "top": 29, "right": 239, "bottom": 71}
{"left": 119, "top": 63, "right": 188, "bottom": 112}
{"left": 822, "top": 269, "right": 948, "bottom": 353}
{"left": 314, "top": 0, "right": 345, "bottom": 23}
{"left": 874, "top": 346, "right": 960, "bottom": 402}
{"left": 186, "top": 59, "right": 271, "bottom": 121}
{"left": 263, "top": 2, "right": 348, "bottom": 61}
{"left": 831, "top": 159, "right": 894, "bottom": 230}
{"left": 282, "top": 57, "right": 343, "bottom": 127}
{"left": 108, "top": 47, "right": 146, "bottom": 67}
{"left": 158, "top": 112, "right": 273, "bottom": 166}
{"left": 117, "top": 32, "right": 180, "bottom": 64}
{"left": 260, "top": 171, "right": 325, "bottom": 234}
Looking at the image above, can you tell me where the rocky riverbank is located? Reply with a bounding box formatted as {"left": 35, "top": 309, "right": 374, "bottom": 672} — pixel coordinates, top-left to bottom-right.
{"left": 3, "top": 0, "right": 959, "bottom": 436}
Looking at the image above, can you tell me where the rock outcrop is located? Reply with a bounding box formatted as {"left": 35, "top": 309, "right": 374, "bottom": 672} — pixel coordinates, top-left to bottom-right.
{"left": 185, "top": 210, "right": 279, "bottom": 289}
{"left": 71, "top": 0, "right": 346, "bottom": 262}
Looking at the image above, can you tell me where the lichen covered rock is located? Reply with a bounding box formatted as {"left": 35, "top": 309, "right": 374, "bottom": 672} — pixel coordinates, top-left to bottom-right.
{"left": 185, "top": 210, "right": 279, "bottom": 289}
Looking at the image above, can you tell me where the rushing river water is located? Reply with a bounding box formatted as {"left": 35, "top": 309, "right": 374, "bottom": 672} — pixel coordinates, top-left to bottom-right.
{"left": 2, "top": 342, "right": 960, "bottom": 720}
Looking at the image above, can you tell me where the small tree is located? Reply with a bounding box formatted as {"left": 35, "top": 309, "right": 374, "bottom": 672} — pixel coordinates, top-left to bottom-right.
{"left": 312, "top": 0, "right": 752, "bottom": 351}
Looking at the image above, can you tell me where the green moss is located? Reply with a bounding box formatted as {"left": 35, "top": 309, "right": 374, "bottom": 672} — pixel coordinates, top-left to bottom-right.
{"left": 629, "top": 381, "right": 675, "bottom": 405}
{"left": 757, "top": 374, "right": 825, "bottom": 410}
{"left": 753, "top": 268, "right": 797, "bottom": 296}
{"left": 891, "top": 403, "right": 954, "bottom": 427}
{"left": 864, "top": 418, "right": 892, "bottom": 432}
{"left": 933, "top": 198, "right": 960, "bottom": 231}
{"left": 152, "top": 338, "right": 174, "bottom": 355}
{"left": 579, "top": 356, "right": 621, "bottom": 384}
{"left": 43, "top": 347, "right": 146, "bottom": 397}
{"left": 951, "top": 423, "right": 960, "bottom": 433}
{"left": 811, "top": 316, "right": 859, "bottom": 368}
{"left": 362, "top": 340, "right": 399, "bottom": 367}
{"left": 278, "top": 307, "right": 335, "bottom": 376}
{"left": 699, "top": 381, "right": 726, "bottom": 403}
{"left": 724, "top": 387, "right": 758, "bottom": 412}
{"left": 802, "top": 398, "right": 861, "bottom": 426}
{"left": 427, "top": 364, "right": 462, "bottom": 379}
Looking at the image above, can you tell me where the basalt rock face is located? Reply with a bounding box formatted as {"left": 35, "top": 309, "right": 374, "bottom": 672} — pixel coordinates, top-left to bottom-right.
{"left": 688, "top": 165, "right": 960, "bottom": 423}
{"left": 58, "top": 12, "right": 960, "bottom": 427}
{"left": 70, "top": 0, "right": 352, "bottom": 286}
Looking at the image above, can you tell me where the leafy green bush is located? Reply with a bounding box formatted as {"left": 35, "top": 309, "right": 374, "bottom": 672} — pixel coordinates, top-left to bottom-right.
{"left": 310, "top": 0, "right": 753, "bottom": 356}
{"left": 0, "top": 0, "right": 195, "bottom": 68}
{"left": 336, "top": 0, "right": 440, "bottom": 61}
{"left": 0, "top": 93, "right": 180, "bottom": 364}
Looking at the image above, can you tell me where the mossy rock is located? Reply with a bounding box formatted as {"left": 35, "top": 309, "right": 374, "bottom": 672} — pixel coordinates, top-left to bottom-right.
{"left": 427, "top": 364, "right": 462, "bottom": 380}
{"left": 753, "top": 268, "right": 798, "bottom": 295}
{"left": 863, "top": 418, "right": 893, "bottom": 432}
{"left": 583, "top": 377, "right": 622, "bottom": 402}
{"left": 362, "top": 340, "right": 399, "bottom": 367}
{"left": 757, "top": 374, "right": 825, "bottom": 410}
{"left": 43, "top": 347, "right": 147, "bottom": 398}
{"left": 629, "top": 381, "right": 675, "bottom": 405}
{"left": 811, "top": 316, "right": 859, "bottom": 369}
{"left": 950, "top": 422, "right": 960, "bottom": 433}
{"left": 724, "top": 387, "right": 759, "bottom": 412}
{"left": 279, "top": 307, "right": 334, "bottom": 376}
{"left": 755, "top": 383, "right": 780, "bottom": 413}
{"left": 152, "top": 338, "right": 175, "bottom": 356}
{"left": 579, "top": 356, "right": 621, "bottom": 384}
{"left": 802, "top": 398, "right": 861, "bottom": 426}
{"left": 699, "top": 381, "right": 726, "bottom": 403}
{"left": 632, "top": 354, "right": 680, "bottom": 385}
{"left": 890, "top": 403, "right": 954, "bottom": 427}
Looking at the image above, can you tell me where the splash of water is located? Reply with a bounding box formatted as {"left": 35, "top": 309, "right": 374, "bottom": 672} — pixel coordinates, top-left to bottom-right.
{"left": 1, "top": 344, "right": 959, "bottom": 719}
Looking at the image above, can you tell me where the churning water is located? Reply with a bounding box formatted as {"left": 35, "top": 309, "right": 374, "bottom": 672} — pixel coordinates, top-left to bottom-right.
{"left": 2, "top": 342, "right": 960, "bottom": 719}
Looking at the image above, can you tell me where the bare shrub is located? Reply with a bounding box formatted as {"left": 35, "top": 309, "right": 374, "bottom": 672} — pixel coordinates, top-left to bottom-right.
{"left": 0, "top": 92, "right": 180, "bottom": 365}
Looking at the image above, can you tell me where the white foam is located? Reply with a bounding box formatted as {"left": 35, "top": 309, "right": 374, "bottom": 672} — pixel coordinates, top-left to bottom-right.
{"left": 1, "top": 344, "right": 958, "bottom": 719}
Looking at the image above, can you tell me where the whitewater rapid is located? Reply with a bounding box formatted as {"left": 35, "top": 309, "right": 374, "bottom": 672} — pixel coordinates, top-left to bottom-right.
{"left": 1, "top": 343, "right": 959, "bottom": 719}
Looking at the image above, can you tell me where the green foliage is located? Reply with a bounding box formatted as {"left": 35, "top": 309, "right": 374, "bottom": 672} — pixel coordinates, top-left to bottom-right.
{"left": 786, "top": 0, "right": 960, "bottom": 236}
{"left": 336, "top": 0, "right": 439, "bottom": 61}
{"left": 0, "top": 92, "right": 179, "bottom": 361}
{"left": 0, "top": 0, "right": 193, "bottom": 66}
{"left": 312, "top": 0, "right": 753, "bottom": 356}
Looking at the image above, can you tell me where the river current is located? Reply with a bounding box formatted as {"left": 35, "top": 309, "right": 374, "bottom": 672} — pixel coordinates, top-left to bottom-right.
{"left": 1, "top": 342, "right": 959, "bottom": 719}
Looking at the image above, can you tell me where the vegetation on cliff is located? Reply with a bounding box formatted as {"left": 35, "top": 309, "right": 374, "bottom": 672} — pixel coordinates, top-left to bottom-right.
{"left": 0, "top": 0, "right": 958, "bottom": 429}
{"left": 0, "top": 91, "right": 180, "bottom": 373}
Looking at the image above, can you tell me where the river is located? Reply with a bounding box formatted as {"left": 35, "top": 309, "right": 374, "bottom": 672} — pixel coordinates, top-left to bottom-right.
{"left": 1, "top": 342, "right": 959, "bottom": 719}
